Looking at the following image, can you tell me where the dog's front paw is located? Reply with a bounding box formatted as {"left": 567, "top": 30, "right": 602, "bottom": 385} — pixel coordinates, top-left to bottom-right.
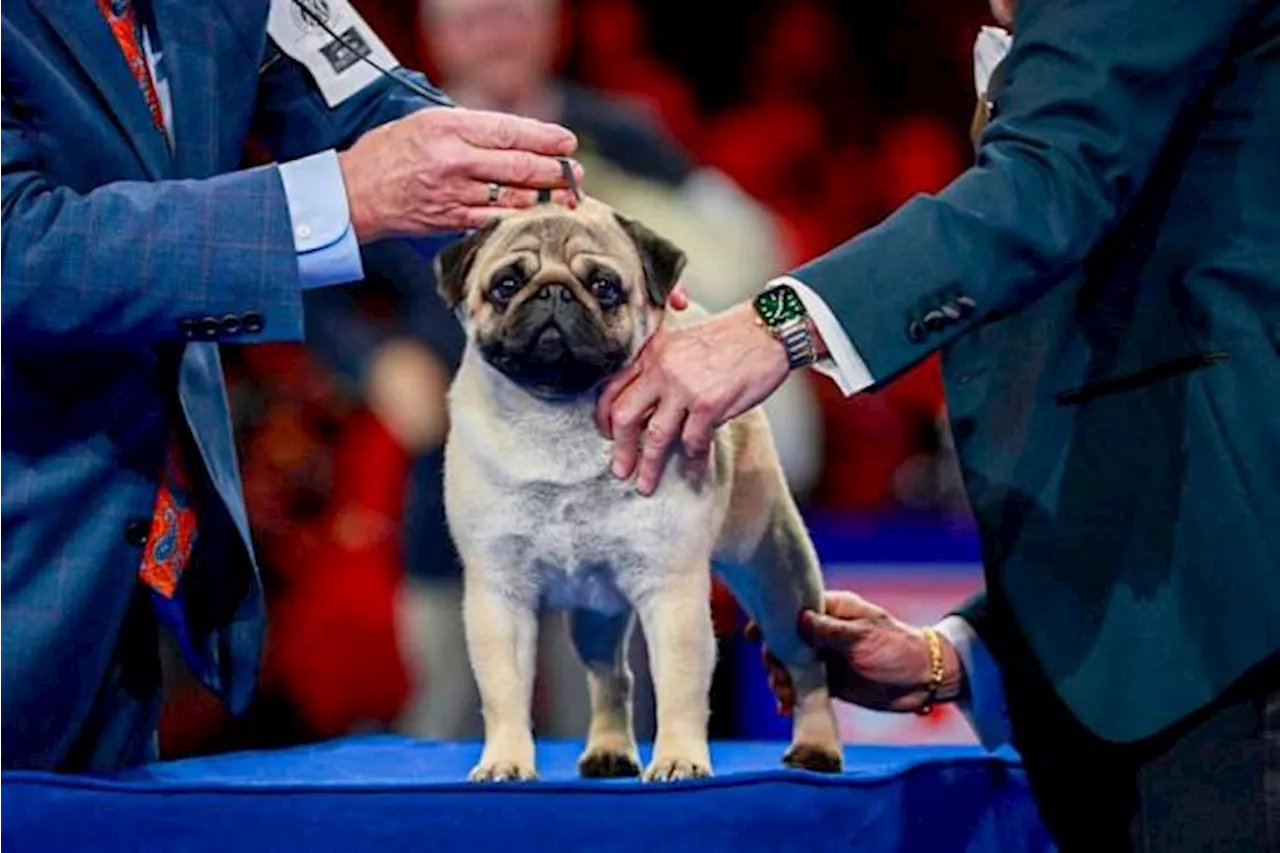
{"left": 578, "top": 747, "right": 642, "bottom": 779}
{"left": 643, "top": 757, "right": 711, "bottom": 782}
{"left": 782, "top": 743, "right": 843, "bottom": 774}
{"left": 468, "top": 760, "right": 538, "bottom": 783}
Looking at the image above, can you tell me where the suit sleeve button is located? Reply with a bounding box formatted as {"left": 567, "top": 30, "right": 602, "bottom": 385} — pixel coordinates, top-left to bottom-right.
{"left": 242, "top": 312, "right": 265, "bottom": 333}
{"left": 178, "top": 318, "right": 196, "bottom": 338}
{"left": 220, "top": 313, "right": 242, "bottom": 334}
{"left": 955, "top": 295, "right": 977, "bottom": 316}
{"left": 907, "top": 320, "right": 926, "bottom": 343}
{"left": 124, "top": 519, "right": 151, "bottom": 548}
{"left": 200, "top": 317, "right": 221, "bottom": 337}
{"left": 923, "top": 309, "right": 948, "bottom": 331}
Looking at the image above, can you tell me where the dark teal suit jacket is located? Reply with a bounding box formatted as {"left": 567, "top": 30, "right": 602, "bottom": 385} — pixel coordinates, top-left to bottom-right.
{"left": 793, "top": 0, "right": 1280, "bottom": 742}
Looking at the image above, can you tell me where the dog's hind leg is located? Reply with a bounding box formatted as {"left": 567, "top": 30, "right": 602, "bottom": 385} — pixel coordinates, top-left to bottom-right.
{"left": 569, "top": 608, "right": 642, "bottom": 778}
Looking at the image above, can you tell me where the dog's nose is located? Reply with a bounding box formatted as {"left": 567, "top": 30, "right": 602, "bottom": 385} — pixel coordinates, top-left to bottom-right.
{"left": 534, "top": 324, "right": 566, "bottom": 360}
{"left": 537, "top": 283, "right": 576, "bottom": 304}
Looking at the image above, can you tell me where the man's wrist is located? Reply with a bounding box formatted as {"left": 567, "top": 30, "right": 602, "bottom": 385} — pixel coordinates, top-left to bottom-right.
{"left": 336, "top": 147, "right": 380, "bottom": 244}
{"left": 738, "top": 302, "right": 793, "bottom": 376}
{"left": 779, "top": 276, "right": 876, "bottom": 396}
{"left": 805, "top": 317, "right": 830, "bottom": 360}
{"left": 916, "top": 627, "right": 967, "bottom": 712}
{"left": 752, "top": 282, "right": 821, "bottom": 370}
{"left": 937, "top": 632, "right": 966, "bottom": 701}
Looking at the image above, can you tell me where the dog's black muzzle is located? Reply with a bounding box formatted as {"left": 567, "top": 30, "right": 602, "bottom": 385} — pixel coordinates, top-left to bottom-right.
{"left": 479, "top": 283, "right": 627, "bottom": 399}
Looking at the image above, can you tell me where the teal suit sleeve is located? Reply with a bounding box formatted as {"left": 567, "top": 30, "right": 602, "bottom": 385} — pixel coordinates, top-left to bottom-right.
{"left": 951, "top": 594, "right": 1015, "bottom": 670}
{"left": 791, "top": 0, "right": 1257, "bottom": 385}
{"left": 955, "top": 595, "right": 989, "bottom": 639}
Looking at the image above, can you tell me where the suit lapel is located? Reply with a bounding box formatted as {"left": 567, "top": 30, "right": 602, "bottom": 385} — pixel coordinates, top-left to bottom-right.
{"left": 29, "top": 0, "right": 170, "bottom": 179}
{"left": 151, "top": 0, "right": 227, "bottom": 178}
{"left": 176, "top": 344, "right": 254, "bottom": 544}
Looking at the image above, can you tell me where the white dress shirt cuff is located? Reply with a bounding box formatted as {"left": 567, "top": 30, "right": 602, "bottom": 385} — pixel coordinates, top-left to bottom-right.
{"left": 767, "top": 275, "right": 875, "bottom": 396}
{"left": 279, "top": 149, "right": 365, "bottom": 290}
{"left": 934, "top": 615, "right": 1014, "bottom": 751}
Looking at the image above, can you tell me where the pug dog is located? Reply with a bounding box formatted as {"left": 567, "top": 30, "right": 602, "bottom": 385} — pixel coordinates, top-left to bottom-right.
{"left": 435, "top": 198, "right": 843, "bottom": 783}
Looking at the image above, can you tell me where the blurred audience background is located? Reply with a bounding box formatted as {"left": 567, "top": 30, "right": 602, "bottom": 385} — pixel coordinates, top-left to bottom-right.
{"left": 159, "top": 0, "right": 990, "bottom": 760}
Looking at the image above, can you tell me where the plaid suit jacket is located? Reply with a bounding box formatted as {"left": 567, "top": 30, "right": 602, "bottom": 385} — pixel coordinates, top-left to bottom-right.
{"left": 1, "top": 0, "right": 447, "bottom": 769}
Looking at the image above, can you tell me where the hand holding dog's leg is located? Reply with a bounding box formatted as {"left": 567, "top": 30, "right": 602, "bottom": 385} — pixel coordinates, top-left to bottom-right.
{"left": 464, "top": 580, "right": 540, "bottom": 782}
{"left": 736, "top": 608, "right": 843, "bottom": 772}
{"left": 636, "top": 573, "right": 715, "bottom": 781}
{"left": 569, "top": 609, "right": 642, "bottom": 778}
{"left": 720, "top": 483, "right": 844, "bottom": 772}
{"left": 749, "top": 591, "right": 966, "bottom": 713}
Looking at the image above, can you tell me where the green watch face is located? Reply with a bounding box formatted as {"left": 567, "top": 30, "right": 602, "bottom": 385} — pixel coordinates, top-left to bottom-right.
{"left": 754, "top": 285, "right": 807, "bottom": 327}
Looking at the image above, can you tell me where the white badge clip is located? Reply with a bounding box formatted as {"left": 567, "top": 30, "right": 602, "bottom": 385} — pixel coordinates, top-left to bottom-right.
{"left": 267, "top": 0, "right": 400, "bottom": 108}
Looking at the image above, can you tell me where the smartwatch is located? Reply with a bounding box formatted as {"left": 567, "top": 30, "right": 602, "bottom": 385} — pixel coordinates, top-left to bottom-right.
{"left": 752, "top": 282, "right": 818, "bottom": 371}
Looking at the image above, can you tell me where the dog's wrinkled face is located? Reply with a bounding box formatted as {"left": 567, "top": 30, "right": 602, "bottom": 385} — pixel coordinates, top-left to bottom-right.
{"left": 435, "top": 199, "right": 686, "bottom": 400}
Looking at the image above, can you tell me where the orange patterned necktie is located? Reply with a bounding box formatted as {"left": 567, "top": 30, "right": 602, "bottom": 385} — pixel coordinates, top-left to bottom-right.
{"left": 96, "top": 0, "right": 166, "bottom": 136}
{"left": 97, "top": 0, "right": 196, "bottom": 600}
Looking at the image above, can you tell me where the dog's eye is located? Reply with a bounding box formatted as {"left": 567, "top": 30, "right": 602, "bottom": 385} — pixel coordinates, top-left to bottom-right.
{"left": 591, "top": 278, "right": 622, "bottom": 307}
{"left": 488, "top": 276, "right": 521, "bottom": 305}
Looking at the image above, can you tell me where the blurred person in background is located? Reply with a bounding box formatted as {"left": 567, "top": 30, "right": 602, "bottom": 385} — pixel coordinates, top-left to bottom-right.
{"left": 369, "top": 0, "right": 825, "bottom": 741}
{"left": 294, "top": 236, "right": 481, "bottom": 742}
{"left": 598, "top": 0, "right": 1280, "bottom": 847}
{"left": 417, "top": 0, "right": 822, "bottom": 493}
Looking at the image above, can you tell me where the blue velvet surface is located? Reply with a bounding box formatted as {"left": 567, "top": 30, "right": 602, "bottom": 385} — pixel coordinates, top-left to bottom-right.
{"left": 1, "top": 735, "right": 1053, "bottom": 852}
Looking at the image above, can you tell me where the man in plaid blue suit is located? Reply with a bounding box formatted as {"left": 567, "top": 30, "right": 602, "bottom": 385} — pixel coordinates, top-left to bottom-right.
{"left": 1, "top": 0, "right": 581, "bottom": 771}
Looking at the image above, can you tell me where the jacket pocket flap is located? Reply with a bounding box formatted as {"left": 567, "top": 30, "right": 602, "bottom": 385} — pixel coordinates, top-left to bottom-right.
{"left": 1054, "top": 351, "right": 1230, "bottom": 406}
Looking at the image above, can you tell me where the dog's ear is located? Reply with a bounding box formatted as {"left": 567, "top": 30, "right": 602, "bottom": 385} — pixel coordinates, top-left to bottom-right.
{"left": 435, "top": 220, "right": 501, "bottom": 309}
{"left": 614, "top": 213, "right": 687, "bottom": 307}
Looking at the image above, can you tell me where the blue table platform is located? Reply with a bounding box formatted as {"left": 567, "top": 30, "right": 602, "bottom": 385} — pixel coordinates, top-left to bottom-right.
{"left": 2, "top": 735, "right": 1053, "bottom": 852}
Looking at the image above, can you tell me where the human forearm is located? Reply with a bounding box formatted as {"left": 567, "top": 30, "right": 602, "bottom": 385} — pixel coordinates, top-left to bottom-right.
{"left": 788, "top": 0, "right": 1253, "bottom": 387}
{"left": 1, "top": 162, "right": 302, "bottom": 348}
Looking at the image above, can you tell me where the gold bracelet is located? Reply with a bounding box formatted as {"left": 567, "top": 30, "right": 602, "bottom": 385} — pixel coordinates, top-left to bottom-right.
{"left": 917, "top": 627, "right": 945, "bottom": 715}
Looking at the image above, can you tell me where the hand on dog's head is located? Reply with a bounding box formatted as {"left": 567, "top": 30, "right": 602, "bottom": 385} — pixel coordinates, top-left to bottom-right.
{"left": 434, "top": 199, "right": 687, "bottom": 400}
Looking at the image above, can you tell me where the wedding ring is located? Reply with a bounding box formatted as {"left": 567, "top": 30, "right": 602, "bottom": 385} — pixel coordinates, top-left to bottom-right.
{"left": 487, "top": 182, "right": 501, "bottom": 204}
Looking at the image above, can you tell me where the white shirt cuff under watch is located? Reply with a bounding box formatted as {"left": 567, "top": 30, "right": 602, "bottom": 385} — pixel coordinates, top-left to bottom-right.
{"left": 766, "top": 275, "right": 874, "bottom": 397}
